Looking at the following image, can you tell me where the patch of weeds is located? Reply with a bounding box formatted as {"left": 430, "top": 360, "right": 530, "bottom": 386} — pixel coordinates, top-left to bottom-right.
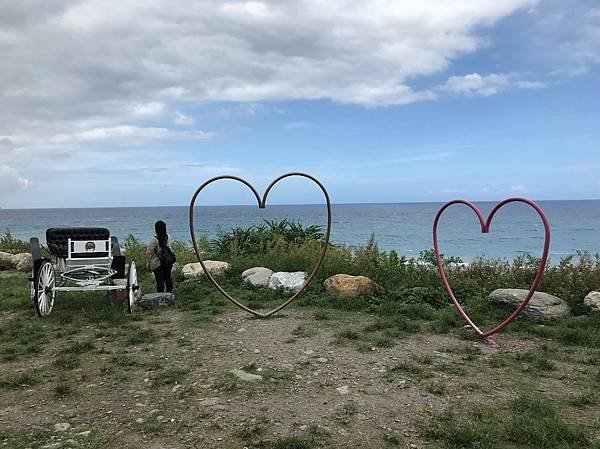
{"left": 382, "top": 432, "right": 404, "bottom": 446}
{"left": 250, "top": 436, "right": 313, "bottom": 449}
{"left": 236, "top": 415, "right": 270, "bottom": 441}
{"left": 428, "top": 306, "right": 464, "bottom": 334}
{"left": 58, "top": 340, "right": 96, "bottom": 355}
{"left": 126, "top": 327, "right": 157, "bottom": 345}
{"left": 99, "top": 364, "right": 114, "bottom": 376}
{"left": 444, "top": 345, "right": 482, "bottom": 362}
{"left": 53, "top": 382, "right": 74, "bottom": 399}
{"left": 462, "top": 382, "right": 484, "bottom": 393}
{"left": 53, "top": 353, "right": 80, "bottom": 370}
{"left": 292, "top": 325, "right": 317, "bottom": 338}
{"left": 313, "top": 310, "right": 332, "bottom": 320}
{"left": 434, "top": 362, "right": 466, "bottom": 376}
{"left": 566, "top": 392, "right": 598, "bottom": 408}
{"left": 135, "top": 418, "right": 168, "bottom": 434}
{"left": 336, "top": 329, "right": 359, "bottom": 341}
{"left": 490, "top": 348, "right": 557, "bottom": 374}
{"left": 335, "top": 400, "right": 359, "bottom": 425}
{"left": 370, "top": 334, "right": 395, "bottom": 348}
{"left": 426, "top": 379, "right": 448, "bottom": 396}
{"left": 385, "top": 361, "right": 432, "bottom": 382}
{"left": 306, "top": 424, "right": 329, "bottom": 443}
{"left": 212, "top": 368, "right": 291, "bottom": 397}
{"left": 0, "top": 370, "right": 39, "bottom": 390}
{"left": 111, "top": 353, "right": 137, "bottom": 367}
{"left": 151, "top": 367, "right": 189, "bottom": 387}
{"left": 506, "top": 394, "right": 590, "bottom": 447}
{"left": 213, "top": 372, "right": 244, "bottom": 394}
{"left": 366, "top": 316, "right": 420, "bottom": 334}
{"left": 0, "top": 346, "right": 18, "bottom": 362}
{"left": 421, "top": 393, "right": 594, "bottom": 449}
{"left": 415, "top": 355, "right": 434, "bottom": 365}
{"left": 176, "top": 336, "right": 193, "bottom": 347}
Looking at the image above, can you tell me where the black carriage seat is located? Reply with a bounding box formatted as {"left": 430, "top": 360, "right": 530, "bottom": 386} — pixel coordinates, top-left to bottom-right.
{"left": 46, "top": 227, "right": 111, "bottom": 258}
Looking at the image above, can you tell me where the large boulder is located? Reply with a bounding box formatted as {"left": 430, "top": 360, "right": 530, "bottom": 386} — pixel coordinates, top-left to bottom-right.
{"left": 10, "top": 253, "right": 32, "bottom": 272}
{"left": 488, "top": 289, "right": 571, "bottom": 321}
{"left": 268, "top": 272, "right": 307, "bottom": 293}
{"left": 182, "top": 261, "right": 231, "bottom": 279}
{"left": 242, "top": 267, "right": 273, "bottom": 287}
{"left": 584, "top": 291, "right": 600, "bottom": 312}
{"left": 323, "top": 274, "right": 383, "bottom": 298}
{"left": 0, "top": 252, "right": 13, "bottom": 270}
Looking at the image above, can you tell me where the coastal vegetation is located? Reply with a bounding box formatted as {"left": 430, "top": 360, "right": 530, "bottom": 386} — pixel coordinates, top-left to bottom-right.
{"left": 1, "top": 223, "right": 599, "bottom": 448}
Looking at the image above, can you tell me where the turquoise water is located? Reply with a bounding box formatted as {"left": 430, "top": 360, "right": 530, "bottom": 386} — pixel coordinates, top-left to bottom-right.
{"left": 1, "top": 200, "right": 598, "bottom": 262}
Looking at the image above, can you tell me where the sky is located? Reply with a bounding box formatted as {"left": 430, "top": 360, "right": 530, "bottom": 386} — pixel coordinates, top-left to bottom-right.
{"left": 0, "top": 0, "right": 599, "bottom": 208}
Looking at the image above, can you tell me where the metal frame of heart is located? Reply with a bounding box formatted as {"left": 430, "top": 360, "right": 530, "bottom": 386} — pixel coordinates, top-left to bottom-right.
{"left": 432, "top": 197, "right": 551, "bottom": 344}
{"left": 188, "top": 172, "right": 332, "bottom": 318}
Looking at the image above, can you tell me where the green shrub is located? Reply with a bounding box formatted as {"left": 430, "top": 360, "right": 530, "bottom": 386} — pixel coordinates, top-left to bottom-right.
{"left": 0, "top": 229, "right": 30, "bottom": 254}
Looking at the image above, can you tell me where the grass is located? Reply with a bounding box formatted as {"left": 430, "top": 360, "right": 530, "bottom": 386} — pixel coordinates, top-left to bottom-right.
{"left": 385, "top": 361, "right": 433, "bottom": 382}
{"left": 0, "top": 370, "right": 39, "bottom": 390}
{"left": 421, "top": 393, "right": 597, "bottom": 449}
{"left": 335, "top": 400, "right": 359, "bottom": 425}
{"left": 150, "top": 366, "right": 190, "bottom": 387}
{"left": 2, "top": 227, "right": 600, "bottom": 448}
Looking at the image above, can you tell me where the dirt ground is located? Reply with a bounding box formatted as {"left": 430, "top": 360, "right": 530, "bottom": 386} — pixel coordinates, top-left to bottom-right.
{"left": 1, "top": 274, "right": 599, "bottom": 448}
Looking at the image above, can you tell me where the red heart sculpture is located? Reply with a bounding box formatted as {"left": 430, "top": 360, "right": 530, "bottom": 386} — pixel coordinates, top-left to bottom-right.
{"left": 188, "top": 172, "right": 332, "bottom": 318}
{"left": 433, "top": 197, "right": 551, "bottom": 343}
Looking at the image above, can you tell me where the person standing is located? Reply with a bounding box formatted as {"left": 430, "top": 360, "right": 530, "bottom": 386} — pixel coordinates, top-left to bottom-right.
{"left": 146, "top": 220, "right": 175, "bottom": 293}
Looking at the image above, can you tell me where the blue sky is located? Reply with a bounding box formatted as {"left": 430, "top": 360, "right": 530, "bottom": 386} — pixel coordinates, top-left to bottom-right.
{"left": 0, "top": 0, "right": 599, "bottom": 208}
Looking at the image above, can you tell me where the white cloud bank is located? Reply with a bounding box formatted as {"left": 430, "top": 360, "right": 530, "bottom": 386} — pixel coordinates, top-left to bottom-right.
{"left": 0, "top": 1, "right": 536, "bottom": 132}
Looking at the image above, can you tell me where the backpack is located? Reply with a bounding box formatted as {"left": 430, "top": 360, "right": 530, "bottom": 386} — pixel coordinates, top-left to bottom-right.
{"left": 155, "top": 237, "right": 176, "bottom": 267}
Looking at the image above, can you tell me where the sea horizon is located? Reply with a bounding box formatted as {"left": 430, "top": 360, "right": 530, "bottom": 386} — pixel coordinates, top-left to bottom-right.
{"left": 2, "top": 197, "right": 600, "bottom": 211}
{"left": 2, "top": 200, "right": 599, "bottom": 262}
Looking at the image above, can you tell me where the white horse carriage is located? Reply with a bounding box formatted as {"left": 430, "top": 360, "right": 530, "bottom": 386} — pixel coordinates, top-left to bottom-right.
{"left": 29, "top": 227, "right": 141, "bottom": 316}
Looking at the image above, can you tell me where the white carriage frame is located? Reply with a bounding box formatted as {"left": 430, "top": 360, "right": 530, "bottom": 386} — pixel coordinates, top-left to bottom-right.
{"left": 30, "top": 231, "right": 141, "bottom": 317}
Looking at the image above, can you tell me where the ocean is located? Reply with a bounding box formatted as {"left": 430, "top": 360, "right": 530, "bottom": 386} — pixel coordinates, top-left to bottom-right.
{"left": 0, "top": 200, "right": 598, "bottom": 262}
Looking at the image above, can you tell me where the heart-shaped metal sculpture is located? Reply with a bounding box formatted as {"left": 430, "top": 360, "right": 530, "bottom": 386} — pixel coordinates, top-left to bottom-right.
{"left": 189, "top": 172, "right": 332, "bottom": 318}
{"left": 433, "top": 197, "right": 551, "bottom": 343}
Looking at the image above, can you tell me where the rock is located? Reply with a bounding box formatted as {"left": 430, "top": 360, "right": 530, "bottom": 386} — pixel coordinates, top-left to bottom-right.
{"left": 584, "top": 291, "right": 600, "bottom": 312}
{"left": 231, "top": 369, "right": 263, "bottom": 382}
{"left": 488, "top": 289, "right": 571, "bottom": 320}
{"left": 197, "top": 397, "right": 220, "bottom": 407}
{"left": 242, "top": 267, "right": 274, "bottom": 287}
{"left": 0, "top": 251, "right": 13, "bottom": 270}
{"left": 76, "top": 431, "right": 91, "bottom": 438}
{"left": 268, "top": 272, "right": 307, "bottom": 293}
{"left": 10, "top": 253, "right": 32, "bottom": 272}
{"left": 42, "top": 443, "right": 62, "bottom": 449}
{"left": 323, "top": 274, "right": 383, "bottom": 297}
{"left": 135, "top": 418, "right": 144, "bottom": 424}
{"left": 182, "top": 261, "right": 231, "bottom": 279}
{"left": 138, "top": 292, "right": 175, "bottom": 309}
{"left": 54, "top": 422, "right": 71, "bottom": 432}
{"left": 336, "top": 385, "right": 350, "bottom": 395}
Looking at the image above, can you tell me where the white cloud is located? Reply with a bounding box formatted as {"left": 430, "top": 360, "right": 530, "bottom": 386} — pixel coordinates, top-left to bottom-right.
{"left": 284, "top": 121, "right": 309, "bottom": 130}
{"left": 0, "top": 1, "right": 536, "bottom": 131}
{"left": 439, "top": 73, "right": 546, "bottom": 97}
{"left": 129, "top": 102, "right": 166, "bottom": 117}
{"left": 46, "top": 126, "right": 214, "bottom": 144}
{"left": 0, "top": 165, "right": 30, "bottom": 192}
{"left": 173, "top": 112, "right": 195, "bottom": 125}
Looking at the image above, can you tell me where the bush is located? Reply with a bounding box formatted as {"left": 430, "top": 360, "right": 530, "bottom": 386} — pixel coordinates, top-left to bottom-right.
{"left": 0, "top": 230, "right": 30, "bottom": 254}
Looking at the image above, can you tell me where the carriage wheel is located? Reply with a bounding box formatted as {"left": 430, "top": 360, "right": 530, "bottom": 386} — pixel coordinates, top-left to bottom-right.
{"left": 127, "top": 261, "right": 141, "bottom": 313}
{"left": 34, "top": 261, "right": 55, "bottom": 317}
